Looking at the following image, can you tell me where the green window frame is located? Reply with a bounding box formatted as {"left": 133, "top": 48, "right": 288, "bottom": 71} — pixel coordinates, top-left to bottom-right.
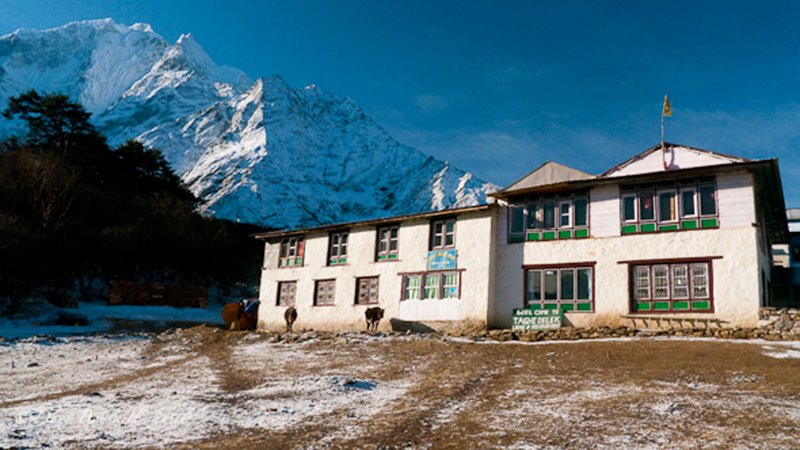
{"left": 328, "top": 231, "right": 349, "bottom": 265}
{"left": 376, "top": 225, "right": 399, "bottom": 261}
{"left": 525, "top": 264, "right": 594, "bottom": 312}
{"left": 279, "top": 236, "right": 304, "bottom": 268}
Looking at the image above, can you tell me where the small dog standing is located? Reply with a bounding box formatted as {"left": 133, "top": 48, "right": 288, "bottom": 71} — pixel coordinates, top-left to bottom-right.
{"left": 365, "top": 307, "right": 384, "bottom": 332}
{"left": 284, "top": 306, "right": 298, "bottom": 332}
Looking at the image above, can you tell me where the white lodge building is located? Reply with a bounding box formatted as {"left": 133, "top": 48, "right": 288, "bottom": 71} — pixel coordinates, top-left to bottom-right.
{"left": 256, "top": 144, "right": 788, "bottom": 331}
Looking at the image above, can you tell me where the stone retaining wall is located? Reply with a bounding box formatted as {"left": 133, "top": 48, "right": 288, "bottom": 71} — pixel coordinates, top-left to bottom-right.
{"left": 758, "top": 307, "right": 800, "bottom": 339}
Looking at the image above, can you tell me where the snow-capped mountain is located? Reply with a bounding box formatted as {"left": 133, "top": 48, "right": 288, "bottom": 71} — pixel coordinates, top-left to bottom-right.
{"left": 0, "top": 19, "right": 495, "bottom": 228}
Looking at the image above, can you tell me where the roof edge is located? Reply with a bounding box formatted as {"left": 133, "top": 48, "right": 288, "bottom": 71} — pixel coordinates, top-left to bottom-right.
{"left": 254, "top": 204, "right": 493, "bottom": 240}
{"left": 490, "top": 158, "right": 776, "bottom": 200}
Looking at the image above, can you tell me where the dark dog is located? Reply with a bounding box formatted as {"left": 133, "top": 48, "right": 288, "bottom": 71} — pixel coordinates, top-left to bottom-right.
{"left": 365, "top": 306, "right": 384, "bottom": 332}
{"left": 284, "top": 306, "right": 298, "bottom": 332}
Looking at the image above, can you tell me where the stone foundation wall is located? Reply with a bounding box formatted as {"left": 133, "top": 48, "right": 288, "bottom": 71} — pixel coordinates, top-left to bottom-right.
{"left": 758, "top": 307, "right": 800, "bottom": 339}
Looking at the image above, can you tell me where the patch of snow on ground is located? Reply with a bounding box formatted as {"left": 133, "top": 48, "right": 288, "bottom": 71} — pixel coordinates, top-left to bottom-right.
{"left": 762, "top": 345, "right": 800, "bottom": 359}
{"left": 0, "top": 336, "right": 152, "bottom": 403}
{"left": 0, "top": 301, "right": 223, "bottom": 340}
{"left": 1, "top": 356, "right": 220, "bottom": 448}
{"left": 0, "top": 336, "right": 410, "bottom": 448}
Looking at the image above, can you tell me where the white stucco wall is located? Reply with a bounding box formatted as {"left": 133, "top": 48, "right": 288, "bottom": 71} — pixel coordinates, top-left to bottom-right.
{"left": 257, "top": 209, "right": 495, "bottom": 331}
{"left": 492, "top": 171, "right": 763, "bottom": 328}
{"left": 589, "top": 184, "right": 620, "bottom": 238}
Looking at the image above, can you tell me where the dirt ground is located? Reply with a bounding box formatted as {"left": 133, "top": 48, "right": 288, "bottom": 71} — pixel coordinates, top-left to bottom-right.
{"left": 2, "top": 327, "right": 799, "bottom": 449}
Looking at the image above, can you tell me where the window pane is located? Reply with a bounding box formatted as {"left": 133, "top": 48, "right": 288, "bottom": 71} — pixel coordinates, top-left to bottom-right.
{"left": 544, "top": 270, "right": 558, "bottom": 300}
{"left": 634, "top": 266, "right": 650, "bottom": 300}
{"left": 404, "top": 275, "right": 421, "bottom": 300}
{"left": 577, "top": 268, "right": 592, "bottom": 300}
{"left": 653, "top": 265, "right": 669, "bottom": 299}
{"left": 623, "top": 196, "right": 636, "bottom": 222}
{"left": 672, "top": 265, "right": 689, "bottom": 299}
{"left": 527, "top": 270, "right": 541, "bottom": 301}
{"left": 442, "top": 272, "right": 459, "bottom": 298}
{"left": 543, "top": 202, "right": 556, "bottom": 229}
{"left": 510, "top": 206, "right": 524, "bottom": 234}
{"left": 445, "top": 220, "right": 455, "bottom": 247}
{"left": 659, "top": 192, "right": 676, "bottom": 222}
{"left": 699, "top": 185, "right": 716, "bottom": 215}
{"left": 389, "top": 239, "right": 398, "bottom": 252}
{"left": 423, "top": 274, "right": 439, "bottom": 299}
{"left": 681, "top": 190, "right": 696, "bottom": 217}
{"left": 559, "top": 202, "right": 571, "bottom": 227}
{"left": 691, "top": 264, "right": 709, "bottom": 298}
{"left": 560, "top": 269, "right": 575, "bottom": 300}
{"left": 527, "top": 203, "right": 541, "bottom": 229}
{"left": 574, "top": 198, "right": 588, "bottom": 226}
{"left": 278, "top": 282, "right": 296, "bottom": 306}
{"left": 316, "top": 280, "right": 335, "bottom": 305}
{"left": 640, "top": 192, "right": 655, "bottom": 221}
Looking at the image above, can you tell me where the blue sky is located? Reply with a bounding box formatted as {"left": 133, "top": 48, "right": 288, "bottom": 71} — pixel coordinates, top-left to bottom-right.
{"left": 3, "top": 0, "right": 800, "bottom": 204}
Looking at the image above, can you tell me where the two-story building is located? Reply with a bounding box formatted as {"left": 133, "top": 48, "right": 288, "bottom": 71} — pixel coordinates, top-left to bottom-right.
{"left": 256, "top": 143, "right": 788, "bottom": 331}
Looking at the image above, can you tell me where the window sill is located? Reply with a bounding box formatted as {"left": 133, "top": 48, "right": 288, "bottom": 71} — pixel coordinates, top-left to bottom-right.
{"left": 374, "top": 258, "right": 400, "bottom": 263}
{"left": 313, "top": 304, "right": 337, "bottom": 307}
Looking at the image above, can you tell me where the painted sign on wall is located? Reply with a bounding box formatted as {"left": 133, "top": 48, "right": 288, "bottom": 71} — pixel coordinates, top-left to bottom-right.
{"left": 512, "top": 308, "right": 564, "bottom": 331}
{"left": 427, "top": 249, "right": 457, "bottom": 271}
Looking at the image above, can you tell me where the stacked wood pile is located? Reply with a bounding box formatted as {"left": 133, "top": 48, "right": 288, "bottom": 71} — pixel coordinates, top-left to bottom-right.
{"left": 108, "top": 281, "right": 208, "bottom": 308}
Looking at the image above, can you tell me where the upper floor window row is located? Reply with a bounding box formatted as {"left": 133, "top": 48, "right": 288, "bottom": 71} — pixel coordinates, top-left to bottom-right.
{"left": 277, "top": 218, "right": 459, "bottom": 267}
{"left": 279, "top": 236, "right": 304, "bottom": 267}
{"left": 508, "top": 191, "right": 589, "bottom": 243}
{"left": 376, "top": 225, "right": 399, "bottom": 261}
{"left": 431, "top": 218, "right": 456, "bottom": 250}
{"left": 621, "top": 178, "right": 718, "bottom": 234}
{"left": 328, "top": 231, "right": 349, "bottom": 265}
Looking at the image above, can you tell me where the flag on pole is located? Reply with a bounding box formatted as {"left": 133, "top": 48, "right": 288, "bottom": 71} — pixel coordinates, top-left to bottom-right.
{"left": 663, "top": 95, "right": 672, "bottom": 117}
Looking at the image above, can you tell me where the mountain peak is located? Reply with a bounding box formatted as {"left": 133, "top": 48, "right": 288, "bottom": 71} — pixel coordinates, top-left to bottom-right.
{"left": 0, "top": 19, "right": 494, "bottom": 228}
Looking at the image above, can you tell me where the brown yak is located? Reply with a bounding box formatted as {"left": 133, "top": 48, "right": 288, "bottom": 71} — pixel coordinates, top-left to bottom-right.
{"left": 221, "top": 299, "right": 259, "bottom": 331}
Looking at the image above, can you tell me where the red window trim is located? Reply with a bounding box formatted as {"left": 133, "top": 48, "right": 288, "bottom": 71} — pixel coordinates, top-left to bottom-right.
{"left": 625, "top": 258, "right": 717, "bottom": 314}
{"left": 278, "top": 235, "right": 305, "bottom": 268}
{"left": 327, "top": 230, "right": 349, "bottom": 266}
{"left": 354, "top": 276, "right": 380, "bottom": 305}
{"left": 620, "top": 180, "right": 719, "bottom": 232}
{"left": 617, "top": 256, "right": 722, "bottom": 265}
{"left": 522, "top": 262, "right": 596, "bottom": 312}
{"left": 275, "top": 280, "right": 298, "bottom": 307}
{"left": 313, "top": 278, "right": 337, "bottom": 306}
{"left": 398, "top": 269, "right": 465, "bottom": 301}
{"left": 375, "top": 224, "right": 400, "bottom": 261}
{"left": 430, "top": 217, "right": 457, "bottom": 250}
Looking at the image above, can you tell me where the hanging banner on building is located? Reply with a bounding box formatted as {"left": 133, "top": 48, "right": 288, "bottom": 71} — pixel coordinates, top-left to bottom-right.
{"left": 512, "top": 307, "right": 564, "bottom": 331}
{"left": 427, "top": 249, "right": 457, "bottom": 271}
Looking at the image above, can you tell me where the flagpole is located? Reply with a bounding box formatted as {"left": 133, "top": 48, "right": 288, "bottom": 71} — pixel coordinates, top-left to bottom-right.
{"left": 661, "top": 96, "right": 666, "bottom": 170}
{"left": 661, "top": 94, "right": 671, "bottom": 170}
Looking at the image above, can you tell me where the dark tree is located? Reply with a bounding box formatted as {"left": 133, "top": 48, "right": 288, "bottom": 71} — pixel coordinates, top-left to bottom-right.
{"left": 3, "top": 90, "right": 103, "bottom": 152}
